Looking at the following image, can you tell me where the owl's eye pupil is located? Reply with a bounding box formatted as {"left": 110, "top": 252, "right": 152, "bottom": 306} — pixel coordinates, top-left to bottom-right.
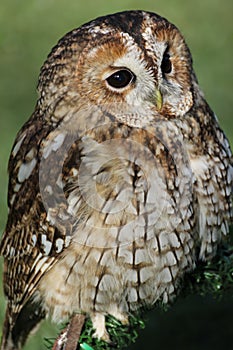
{"left": 106, "top": 69, "right": 135, "bottom": 89}
{"left": 161, "top": 52, "right": 172, "bottom": 74}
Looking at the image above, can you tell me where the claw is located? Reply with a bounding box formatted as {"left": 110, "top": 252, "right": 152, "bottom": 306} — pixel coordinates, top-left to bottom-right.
{"left": 109, "top": 307, "right": 129, "bottom": 325}
{"left": 90, "top": 308, "right": 129, "bottom": 344}
{"left": 91, "top": 313, "right": 111, "bottom": 343}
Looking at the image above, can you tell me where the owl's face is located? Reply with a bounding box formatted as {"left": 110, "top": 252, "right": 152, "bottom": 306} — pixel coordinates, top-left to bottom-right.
{"left": 39, "top": 11, "right": 195, "bottom": 126}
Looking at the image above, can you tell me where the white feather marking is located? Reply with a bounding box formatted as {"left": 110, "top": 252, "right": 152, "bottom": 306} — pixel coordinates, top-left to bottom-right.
{"left": 41, "top": 234, "right": 52, "bottom": 255}
{"left": 9, "top": 194, "right": 16, "bottom": 206}
{"left": 165, "top": 251, "right": 177, "bottom": 266}
{"left": 33, "top": 256, "right": 49, "bottom": 275}
{"left": 55, "top": 238, "right": 64, "bottom": 253}
{"left": 13, "top": 183, "right": 21, "bottom": 193}
{"left": 190, "top": 156, "right": 209, "bottom": 176}
{"left": 12, "top": 134, "right": 26, "bottom": 157}
{"left": 44, "top": 185, "right": 53, "bottom": 194}
{"left": 117, "top": 247, "right": 133, "bottom": 265}
{"left": 96, "top": 292, "right": 106, "bottom": 304}
{"left": 56, "top": 174, "right": 64, "bottom": 189}
{"left": 30, "top": 252, "right": 42, "bottom": 271}
{"left": 25, "top": 148, "right": 36, "bottom": 161}
{"left": 135, "top": 249, "right": 147, "bottom": 265}
{"left": 158, "top": 232, "right": 170, "bottom": 250}
{"left": 160, "top": 267, "right": 172, "bottom": 283}
{"left": 163, "top": 292, "right": 168, "bottom": 304}
{"left": 118, "top": 224, "right": 133, "bottom": 243}
{"left": 221, "top": 221, "right": 228, "bottom": 236}
{"left": 32, "top": 234, "right": 37, "bottom": 246}
{"left": 125, "top": 269, "right": 138, "bottom": 283}
{"left": 139, "top": 285, "right": 150, "bottom": 299}
{"left": 17, "top": 158, "right": 37, "bottom": 182}
{"left": 99, "top": 274, "right": 115, "bottom": 291}
{"left": 140, "top": 267, "right": 154, "bottom": 283}
{"left": 42, "top": 133, "right": 66, "bottom": 159}
{"left": 46, "top": 209, "right": 56, "bottom": 224}
{"left": 9, "top": 246, "right": 15, "bottom": 258}
{"left": 65, "top": 236, "right": 71, "bottom": 247}
{"left": 127, "top": 288, "right": 138, "bottom": 302}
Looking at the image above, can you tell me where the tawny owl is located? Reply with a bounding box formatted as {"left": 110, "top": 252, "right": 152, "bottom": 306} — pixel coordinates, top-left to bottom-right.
{"left": 1, "top": 10, "right": 232, "bottom": 350}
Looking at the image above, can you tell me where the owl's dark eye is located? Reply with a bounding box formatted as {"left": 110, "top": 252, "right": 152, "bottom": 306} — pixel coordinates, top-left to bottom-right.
{"left": 106, "top": 69, "right": 135, "bottom": 89}
{"left": 161, "top": 51, "right": 172, "bottom": 75}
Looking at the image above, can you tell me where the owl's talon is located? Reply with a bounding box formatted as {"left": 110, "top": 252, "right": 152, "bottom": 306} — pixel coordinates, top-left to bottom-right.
{"left": 91, "top": 313, "right": 110, "bottom": 343}
{"left": 93, "top": 329, "right": 111, "bottom": 343}
{"left": 109, "top": 307, "right": 129, "bottom": 325}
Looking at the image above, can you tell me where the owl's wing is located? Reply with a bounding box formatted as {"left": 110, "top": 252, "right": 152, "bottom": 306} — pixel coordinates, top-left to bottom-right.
{"left": 188, "top": 113, "right": 233, "bottom": 260}
{"left": 1, "top": 107, "right": 129, "bottom": 314}
{"left": 0, "top": 115, "right": 66, "bottom": 314}
{"left": 0, "top": 113, "right": 85, "bottom": 349}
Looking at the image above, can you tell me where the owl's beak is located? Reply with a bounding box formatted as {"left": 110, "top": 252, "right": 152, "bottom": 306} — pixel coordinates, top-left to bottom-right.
{"left": 155, "top": 88, "right": 163, "bottom": 110}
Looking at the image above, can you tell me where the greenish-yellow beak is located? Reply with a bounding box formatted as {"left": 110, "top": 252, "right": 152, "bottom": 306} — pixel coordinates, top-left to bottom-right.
{"left": 155, "top": 88, "right": 163, "bottom": 110}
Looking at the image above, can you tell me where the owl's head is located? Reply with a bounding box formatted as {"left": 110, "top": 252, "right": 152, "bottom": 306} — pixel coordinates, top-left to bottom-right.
{"left": 38, "top": 11, "right": 198, "bottom": 125}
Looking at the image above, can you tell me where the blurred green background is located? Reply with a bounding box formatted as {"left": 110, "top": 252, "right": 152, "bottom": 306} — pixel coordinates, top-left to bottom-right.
{"left": 0, "top": 0, "right": 232, "bottom": 349}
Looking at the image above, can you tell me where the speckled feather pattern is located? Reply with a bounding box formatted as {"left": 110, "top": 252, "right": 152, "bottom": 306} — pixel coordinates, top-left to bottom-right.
{"left": 0, "top": 10, "right": 232, "bottom": 350}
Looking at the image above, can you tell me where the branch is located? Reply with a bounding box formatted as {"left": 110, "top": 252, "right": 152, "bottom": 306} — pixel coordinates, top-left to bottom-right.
{"left": 51, "top": 314, "right": 86, "bottom": 350}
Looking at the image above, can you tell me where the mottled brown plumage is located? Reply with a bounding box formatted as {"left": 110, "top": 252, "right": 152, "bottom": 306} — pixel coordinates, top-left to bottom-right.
{"left": 1, "top": 10, "right": 232, "bottom": 350}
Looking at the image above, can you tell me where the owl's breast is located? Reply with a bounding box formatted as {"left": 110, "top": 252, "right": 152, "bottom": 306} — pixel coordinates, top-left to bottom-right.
{"left": 38, "top": 123, "right": 198, "bottom": 319}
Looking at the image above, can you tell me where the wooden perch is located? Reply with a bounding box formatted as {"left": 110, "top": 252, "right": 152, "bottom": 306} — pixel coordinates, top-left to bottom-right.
{"left": 52, "top": 314, "right": 86, "bottom": 350}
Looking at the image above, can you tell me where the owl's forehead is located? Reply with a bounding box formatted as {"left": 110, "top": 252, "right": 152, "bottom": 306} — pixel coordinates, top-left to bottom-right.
{"left": 83, "top": 10, "right": 175, "bottom": 44}
{"left": 50, "top": 11, "right": 181, "bottom": 66}
{"left": 75, "top": 11, "right": 177, "bottom": 62}
{"left": 83, "top": 11, "right": 170, "bottom": 34}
